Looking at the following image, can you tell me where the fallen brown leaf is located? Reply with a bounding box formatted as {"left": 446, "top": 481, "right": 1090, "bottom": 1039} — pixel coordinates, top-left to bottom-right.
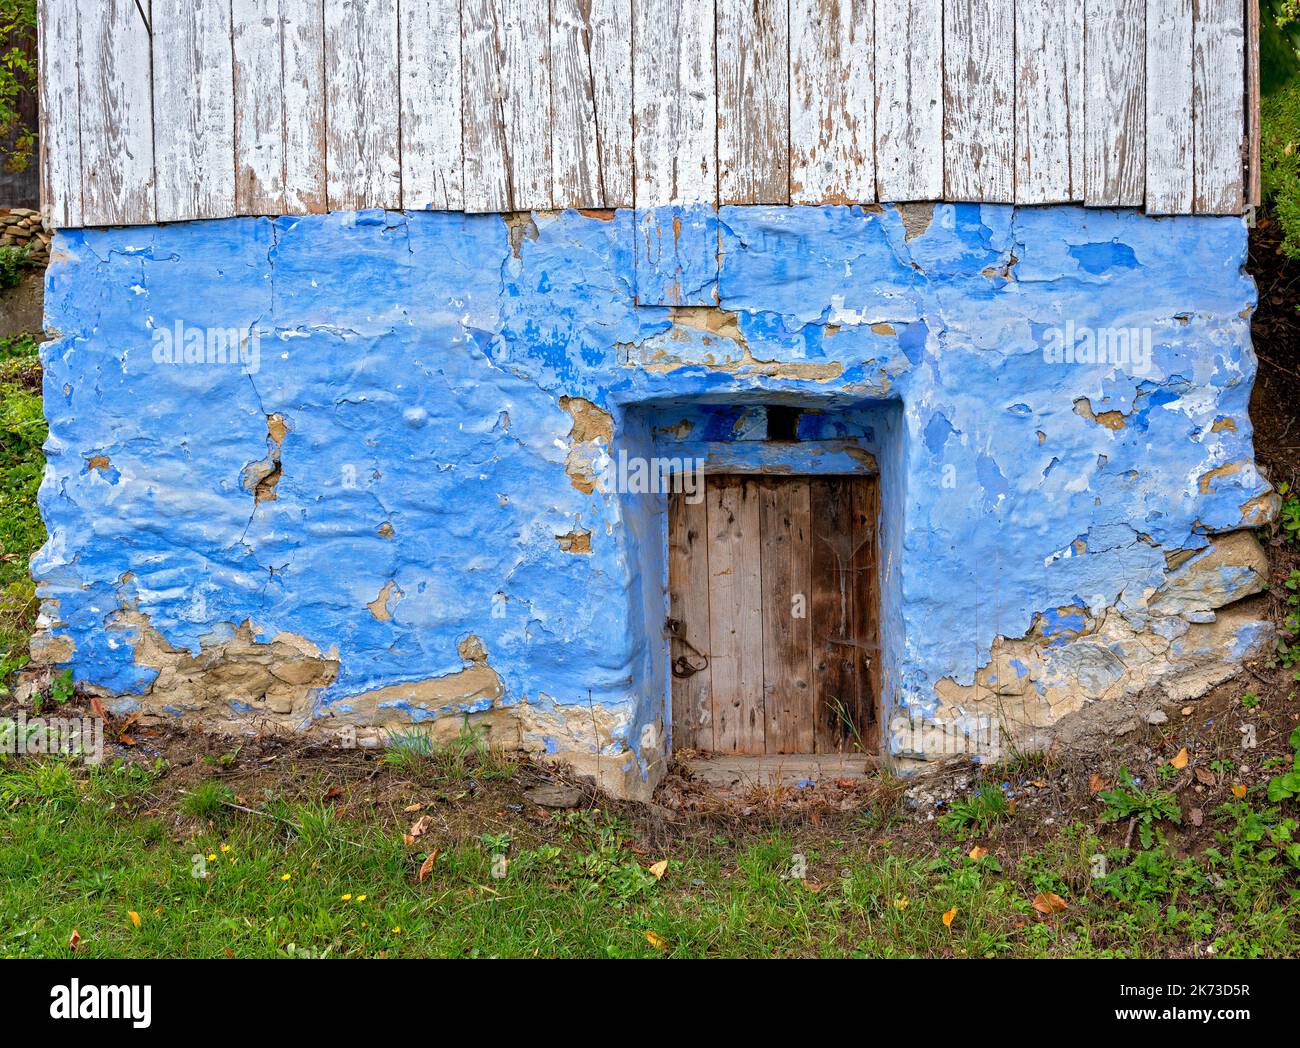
{"left": 1194, "top": 767, "right": 1216, "bottom": 786}
{"left": 1032, "top": 891, "right": 1069, "bottom": 915}
{"left": 417, "top": 849, "right": 439, "bottom": 883}
{"left": 1088, "top": 773, "right": 1108, "bottom": 794}
{"left": 1170, "top": 747, "right": 1189, "bottom": 770}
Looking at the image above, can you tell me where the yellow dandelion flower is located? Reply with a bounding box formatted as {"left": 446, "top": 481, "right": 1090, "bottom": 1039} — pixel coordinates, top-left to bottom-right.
{"left": 356, "top": 894, "right": 367, "bottom": 903}
{"left": 340, "top": 894, "right": 352, "bottom": 901}
{"left": 219, "top": 844, "right": 231, "bottom": 854}
{"left": 280, "top": 873, "right": 291, "bottom": 882}
{"left": 206, "top": 853, "right": 217, "bottom": 862}
{"left": 391, "top": 926, "right": 402, "bottom": 934}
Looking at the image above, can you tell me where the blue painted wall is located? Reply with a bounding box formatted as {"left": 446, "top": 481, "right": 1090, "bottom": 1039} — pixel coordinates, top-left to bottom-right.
{"left": 34, "top": 204, "right": 1274, "bottom": 792}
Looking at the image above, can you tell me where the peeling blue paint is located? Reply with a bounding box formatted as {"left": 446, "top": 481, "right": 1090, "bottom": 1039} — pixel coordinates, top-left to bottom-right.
{"left": 35, "top": 203, "right": 1272, "bottom": 784}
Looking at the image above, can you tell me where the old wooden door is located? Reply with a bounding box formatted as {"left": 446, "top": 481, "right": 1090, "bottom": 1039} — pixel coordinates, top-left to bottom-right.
{"left": 668, "top": 474, "right": 879, "bottom": 755}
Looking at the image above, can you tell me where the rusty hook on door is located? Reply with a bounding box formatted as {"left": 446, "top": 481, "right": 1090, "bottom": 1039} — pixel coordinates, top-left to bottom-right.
{"left": 664, "top": 617, "right": 709, "bottom": 679}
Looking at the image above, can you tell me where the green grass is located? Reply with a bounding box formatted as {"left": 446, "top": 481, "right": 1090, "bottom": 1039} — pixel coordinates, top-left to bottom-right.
{"left": 0, "top": 333, "right": 44, "bottom": 687}
{"left": 0, "top": 756, "right": 1296, "bottom": 958}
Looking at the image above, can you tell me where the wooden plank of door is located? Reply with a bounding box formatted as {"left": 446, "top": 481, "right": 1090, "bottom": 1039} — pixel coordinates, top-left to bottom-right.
{"left": 790, "top": 0, "right": 874, "bottom": 205}
{"left": 79, "top": 0, "right": 155, "bottom": 226}
{"left": 707, "top": 477, "right": 765, "bottom": 754}
{"left": 942, "top": 0, "right": 1014, "bottom": 202}
{"left": 760, "top": 479, "right": 814, "bottom": 754}
{"left": 810, "top": 478, "right": 856, "bottom": 753}
{"left": 669, "top": 490, "right": 714, "bottom": 752}
{"left": 849, "top": 476, "right": 880, "bottom": 751}
{"left": 1084, "top": 0, "right": 1146, "bottom": 207}
{"left": 874, "top": 0, "right": 942, "bottom": 201}
{"left": 717, "top": 0, "right": 790, "bottom": 204}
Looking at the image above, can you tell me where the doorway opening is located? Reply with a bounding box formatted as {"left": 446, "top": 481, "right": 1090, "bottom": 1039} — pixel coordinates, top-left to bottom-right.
{"left": 668, "top": 473, "right": 880, "bottom": 756}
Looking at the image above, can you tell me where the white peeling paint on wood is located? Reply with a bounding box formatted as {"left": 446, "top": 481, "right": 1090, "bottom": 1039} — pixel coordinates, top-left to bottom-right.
{"left": 790, "top": 0, "right": 874, "bottom": 204}
{"left": 40, "top": 0, "right": 1255, "bottom": 224}
{"left": 282, "top": 0, "right": 327, "bottom": 213}
{"left": 874, "top": 0, "right": 942, "bottom": 201}
{"left": 1085, "top": 0, "right": 1146, "bottom": 207}
{"left": 632, "top": 0, "right": 716, "bottom": 207}
{"left": 400, "top": 0, "right": 464, "bottom": 211}
{"left": 551, "top": 0, "right": 632, "bottom": 209}
{"left": 325, "top": 0, "right": 401, "bottom": 212}
{"left": 1015, "top": 0, "right": 1072, "bottom": 204}
{"left": 78, "top": 0, "right": 155, "bottom": 226}
{"left": 152, "top": 0, "right": 235, "bottom": 223}
{"left": 1193, "top": 0, "right": 1246, "bottom": 214}
{"left": 233, "top": 0, "right": 286, "bottom": 215}
{"left": 1146, "top": 0, "right": 1195, "bottom": 215}
{"left": 943, "top": 0, "right": 1014, "bottom": 202}
{"left": 718, "top": 0, "right": 790, "bottom": 204}
{"left": 462, "top": 0, "right": 552, "bottom": 212}
{"left": 38, "top": 0, "right": 82, "bottom": 227}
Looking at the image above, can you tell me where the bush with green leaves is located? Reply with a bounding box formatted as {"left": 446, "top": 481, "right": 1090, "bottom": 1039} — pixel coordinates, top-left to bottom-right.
{"left": 1097, "top": 770, "right": 1182, "bottom": 849}
{"left": 0, "top": 0, "right": 35, "bottom": 174}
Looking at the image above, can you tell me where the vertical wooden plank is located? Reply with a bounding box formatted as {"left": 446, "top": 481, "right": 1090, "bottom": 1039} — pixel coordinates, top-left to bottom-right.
{"left": 848, "top": 476, "right": 880, "bottom": 751}
{"left": 324, "top": 0, "right": 400, "bottom": 212}
{"left": 760, "top": 479, "right": 814, "bottom": 754}
{"left": 874, "top": 0, "right": 942, "bottom": 201}
{"left": 942, "top": 0, "right": 1014, "bottom": 202}
{"left": 669, "top": 491, "right": 714, "bottom": 752}
{"left": 152, "top": 0, "right": 235, "bottom": 222}
{"left": 1066, "top": 0, "right": 1085, "bottom": 200}
{"left": 1145, "top": 0, "right": 1195, "bottom": 214}
{"left": 790, "top": 0, "right": 874, "bottom": 204}
{"left": 78, "top": 0, "right": 154, "bottom": 226}
{"left": 462, "top": 0, "right": 551, "bottom": 212}
{"left": 633, "top": 0, "right": 715, "bottom": 209}
{"left": 551, "top": 0, "right": 633, "bottom": 209}
{"left": 1015, "top": 0, "right": 1072, "bottom": 203}
{"left": 707, "top": 477, "right": 765, "bottom": 755}
{"left": 401, "top": 0, "right": 464, "bottom": 210}
{"left": 1084, "top": 0, "right": 1146, "bottom": 206}
{"left": 810, "top": 478, "right": 856, "bottom": 754}
{"left": 282, "top": 0, "right": 327, "bottom": 213}
{"left": 38, "top": 0, "right": 82, "bottom": 227}
{"left": 1193, "top": 0, "right": 1246, "bottom": 213}
{"left": 1246, "top": 0, "right": 1261, "bottom": 207}
{"left": 461, "top": 0, "right": 509, "bottom": 212}
{"left": 233, "top": 0, "right": 285, "bottom": 215}
{"left": 632, "top": 0, "right": 717, "bottom": 304}
{"left": 717, "top": 0, "right": 789, "bottom": 204}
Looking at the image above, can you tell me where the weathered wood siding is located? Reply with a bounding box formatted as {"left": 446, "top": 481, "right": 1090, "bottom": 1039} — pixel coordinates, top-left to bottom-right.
{"left": 41, "top": 0, "right": 1256, "bottom": 226}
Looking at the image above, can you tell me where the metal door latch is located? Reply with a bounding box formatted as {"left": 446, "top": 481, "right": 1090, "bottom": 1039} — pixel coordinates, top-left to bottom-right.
{"left": 665, "top": 617, "right": 709, "bottom": 679}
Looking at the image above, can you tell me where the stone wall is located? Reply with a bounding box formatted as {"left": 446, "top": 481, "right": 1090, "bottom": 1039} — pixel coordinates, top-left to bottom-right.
{"left": 0, "top": 208, "right": 51, "bottom": 265}
{"left": 31, "top": 204, "right": 1275, "bottom": 796}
